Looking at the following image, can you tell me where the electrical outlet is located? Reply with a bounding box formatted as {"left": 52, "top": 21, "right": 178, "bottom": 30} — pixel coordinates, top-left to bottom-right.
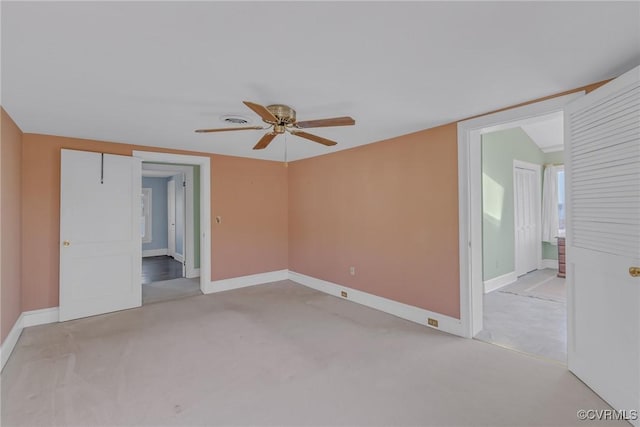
{"left": 341, "top": 291, "right": 348, "bottom": 298}
{"left": 427, "top": 318, "right": 439, "bottom": 328}
{"left": 349, "top": 266, "right": 355, "bottom": 276}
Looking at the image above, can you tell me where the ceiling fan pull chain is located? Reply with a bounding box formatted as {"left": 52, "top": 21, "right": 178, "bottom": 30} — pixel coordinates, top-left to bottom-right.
{"left": 284, "top": 133, "right": 288, "bottom": 167}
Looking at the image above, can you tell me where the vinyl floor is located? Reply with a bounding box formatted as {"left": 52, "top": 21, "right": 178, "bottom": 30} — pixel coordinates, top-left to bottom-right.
{"left": 141, "top": 255, "right": 183, "bottom": 284}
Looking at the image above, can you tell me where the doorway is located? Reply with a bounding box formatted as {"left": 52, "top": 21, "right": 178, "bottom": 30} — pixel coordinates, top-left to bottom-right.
{"left": 140, "top": 163, "right": 200, "bottom": 304}
{"left": 133, "top": 151, "right": 211, "bottom": 296}
{"left": 464, "top": 108, "right": 570, "bottom": 363}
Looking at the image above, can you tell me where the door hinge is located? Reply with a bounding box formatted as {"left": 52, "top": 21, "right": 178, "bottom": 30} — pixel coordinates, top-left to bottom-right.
{"left": 183, "top": 181, "right": 186, "bottom": 187}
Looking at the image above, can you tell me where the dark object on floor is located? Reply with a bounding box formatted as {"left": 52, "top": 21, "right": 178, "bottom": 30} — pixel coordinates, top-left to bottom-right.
{"left": 557, "top": 237, "right": 566, "bottom": 278}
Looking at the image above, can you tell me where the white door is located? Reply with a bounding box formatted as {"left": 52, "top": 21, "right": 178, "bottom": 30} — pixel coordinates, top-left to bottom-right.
{"left": 566, "top": 66, "right": 639, "bottom": 424}
{"left": 59, "top": 150, "right": 141, "bottom": 321}
{"left": 175, "top": 174, "right": 187, "bottom": 277}
{"left": 167, "top": 179, "right": 176, "bottom": 258}
{"left": 514, "top": 164, "right": 539, "bottom": 276}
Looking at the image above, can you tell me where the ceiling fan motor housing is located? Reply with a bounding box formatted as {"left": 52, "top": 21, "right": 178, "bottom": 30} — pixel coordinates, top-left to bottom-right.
{"left": 266, "top": 104, "right": 296, "bottom": 125}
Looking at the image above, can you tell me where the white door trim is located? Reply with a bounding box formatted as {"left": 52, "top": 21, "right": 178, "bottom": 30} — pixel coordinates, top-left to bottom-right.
{"left": 513, "top": 159, "right": 542, "bottom": 276}
{"left": 133, "top": 151, "right": 211, "bottom": 293}
{"left": 457, "top": 91, "right": 584, "bottom": 338}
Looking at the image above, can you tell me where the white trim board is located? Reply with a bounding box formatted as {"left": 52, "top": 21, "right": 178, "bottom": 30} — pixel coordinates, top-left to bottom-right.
{"left": 133, "top": 151, "right": 211, "bottom": 289}
{"left": 1, "top": 313, "right": 24, "bottom": 371}
{"left": 484, "top": 271, "right": 517, "bottom": 293}
{"left": 142, "top": 248, "right": 168, "bottom": 257}
{"left": 289, "top": 271, "right": 464, "bottom": 337}
{"left": 203, "top": 270, "right": 289, "bottom": 294}
{"left": 457, "top": 91, "right": 583, "bottom": 338}
{"left": 541, "top": 259, "right": 559, "bottom": 270}
{"left": 1, "top": 307, "right": 59, "bottom": 371}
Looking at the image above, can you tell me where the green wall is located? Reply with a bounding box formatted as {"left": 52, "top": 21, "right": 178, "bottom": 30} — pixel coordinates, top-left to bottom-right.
{"left": 145, "top": 162, "right": 201, "bottom": 269}
{"left": 482, "top": 128, "right": 544, "bottom": 281}
{"left": 541, "top": 150, "right": 564, "bottom": 260}
{"left": 543, "top": 150, "right": 564, "bottom": 164}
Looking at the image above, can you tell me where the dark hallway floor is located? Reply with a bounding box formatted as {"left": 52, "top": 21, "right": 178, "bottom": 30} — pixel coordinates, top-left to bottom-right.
{"left": 141, "top": 255, "right": 183, "bottom": 284}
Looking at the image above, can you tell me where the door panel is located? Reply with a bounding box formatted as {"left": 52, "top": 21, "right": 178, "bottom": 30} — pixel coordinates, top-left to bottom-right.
{"left": 60, "top": 150, "right": 141, "bottom": 321}
{"left": 515, "top": 166, "right": 539, "bottom": 276}
{"left": 566, "top": 66, "right": 639, "bottom": 424}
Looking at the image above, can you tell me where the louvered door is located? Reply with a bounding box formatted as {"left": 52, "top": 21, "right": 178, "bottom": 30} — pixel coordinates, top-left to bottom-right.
{"left": 565, "top": 66, "right": 639, "bottom": 424}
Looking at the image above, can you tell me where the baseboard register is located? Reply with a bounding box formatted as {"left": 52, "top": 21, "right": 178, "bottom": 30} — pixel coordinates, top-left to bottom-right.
{"left": 1, "top": 271, "right": 463, "bottom": 370}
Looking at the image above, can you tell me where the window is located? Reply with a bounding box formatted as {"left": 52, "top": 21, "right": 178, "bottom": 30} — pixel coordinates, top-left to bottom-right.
{"left": 557, "top": 167, "right": 565, "bottom": 233}
{"left": 141, "top": 188, "right": 152, "bottom": 243}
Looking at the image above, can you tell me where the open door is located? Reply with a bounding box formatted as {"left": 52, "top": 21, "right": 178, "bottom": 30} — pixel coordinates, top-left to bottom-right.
{"left": 565, "top": 66, "right": 639, "bottom": 424}
{"left": 59, "top": 149, "right": 142, "bottom": 321}
{"left": 167, "top": 179, "right": 176, "bottom": 258}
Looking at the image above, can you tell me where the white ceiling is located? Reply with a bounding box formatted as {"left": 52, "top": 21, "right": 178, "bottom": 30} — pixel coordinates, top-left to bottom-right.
{"left": 521, "top": 113, "right": 564, "bottom": 153}
{"left": 2, "top": 2, "right": 639, "bottom": 162}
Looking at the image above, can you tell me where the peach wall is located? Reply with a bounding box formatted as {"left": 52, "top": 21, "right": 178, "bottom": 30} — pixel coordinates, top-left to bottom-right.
{"left": 1, "top": 108, "right": 23, "bottom": 342}
{"left": 289, "top": 124, "right": 461, "bottom": 318}
{"left": 21, "top": 134, "right": 288, "bottom": 311}
{"left": 287, "top": 80, "right": 609, "bottom": 320}
{"left": 211, "top": 156, "right": 288, "bottom": 280}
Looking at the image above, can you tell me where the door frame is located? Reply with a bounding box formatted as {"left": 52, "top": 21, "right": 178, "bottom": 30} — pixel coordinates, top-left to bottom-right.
{"left": 457, "top": 92, "right": 584, "bottom": 338}
{"left": 134, "top": 151, "right": 211, "bottom": 294}
{"left": 513, "top": 160, "right": 542, "bottom": 277}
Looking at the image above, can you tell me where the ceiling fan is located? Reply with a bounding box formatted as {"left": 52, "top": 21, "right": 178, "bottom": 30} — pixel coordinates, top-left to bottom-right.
{"left": 195, "top": 101, "right": 355, "bottom": 150}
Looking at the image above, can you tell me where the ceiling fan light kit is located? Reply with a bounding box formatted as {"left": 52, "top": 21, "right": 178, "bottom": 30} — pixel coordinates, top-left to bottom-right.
{"left": 195, "top": 101, "right": 355, "bottom": 150}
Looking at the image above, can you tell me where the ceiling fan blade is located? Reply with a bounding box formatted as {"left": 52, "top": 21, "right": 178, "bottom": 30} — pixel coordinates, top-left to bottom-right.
{"left": 195, "top": 126, "right": 263, "bottom": 133}
{"left": 243, "top": 101, "right": 278, "bottom": 123}
{"left": 253, "top": 132, "right": 278, "bottom": 150}
{"left": 295, "top": 116, "right": 355, "bottom": 129}
{"left": 291, "top": 131, "right": 337, "bottom": 146}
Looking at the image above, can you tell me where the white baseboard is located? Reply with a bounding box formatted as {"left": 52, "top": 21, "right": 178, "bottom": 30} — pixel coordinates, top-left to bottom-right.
{"left": 203, "top": 269, "right": 289, "bottom": 294}
{"left": 186, "top": 268, "right": 200, "bottom": 279}
{"left": 541, "top": 259, "right": 559, "bottom": 270}
{"left": 22, "top": 307, "right": 59, "bottom": 327}
{"left": 288, "top": 271, "right": 464, "bottom": 337}
{"left": 483, "top": 271, "right": 517, "bottom": 293}
{"left": 142, "top": 248, "right": 168, "bottom": 257}
{"left": 1, "top": 307, "right": 59, "bottom": 371}
{"left": 1, "top": 313, "right": 24, "bottom": 371}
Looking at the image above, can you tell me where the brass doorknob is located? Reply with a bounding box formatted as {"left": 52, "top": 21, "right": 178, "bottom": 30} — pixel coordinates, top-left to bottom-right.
{"left": 63, "top": 240, "right": 70, "bottom": 247}
{"left": 630, "top": 267, "right": 640, "bottom": 277}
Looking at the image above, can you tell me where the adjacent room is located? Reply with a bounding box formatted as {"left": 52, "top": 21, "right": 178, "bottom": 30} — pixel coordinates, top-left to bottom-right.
{"left": 476, "top": 113, "right": 568, "bottom": 363}
{"left": 141, "top": 163, "right": 202, "bottom": 305}
{"left": 1, "top": 2, "right": 638, "bottom": 426}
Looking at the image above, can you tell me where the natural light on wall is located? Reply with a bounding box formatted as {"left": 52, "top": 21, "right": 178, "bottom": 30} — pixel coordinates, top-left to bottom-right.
{"left": 482, "top": 172, "right": 504, "bottom": 223}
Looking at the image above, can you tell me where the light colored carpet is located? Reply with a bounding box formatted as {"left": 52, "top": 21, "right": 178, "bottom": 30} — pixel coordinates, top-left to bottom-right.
{"left": 142, "top": 277, "right": 202, "bottom": 305}
{"left": 2, "top": 281, "right": 618, "bottom": 426}
{"left": 477, "top": 269, "right": 566, "bottom": 362}
{"left": 476, "top": 292, "right": 566, "bottom": 362}
{"left": 499, "top": 269, "right": 566, "bottom": 303}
